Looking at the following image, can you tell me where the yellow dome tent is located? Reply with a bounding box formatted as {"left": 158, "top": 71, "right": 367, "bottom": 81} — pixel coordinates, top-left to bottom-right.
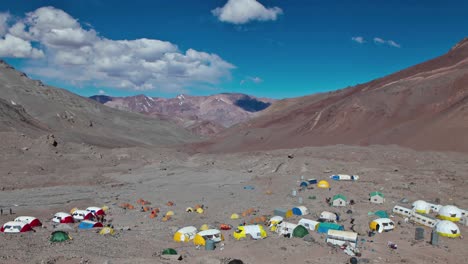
{"left": 99, "top": 227, "right": 115, "bottom": 235}
{"left": 102, "top": 205, "right": 109, "bottom": 212}
{"left": 230, "top": 213, "right": 240, "bottom": 220}
{"left": 200, "top": 224, "right": 209, "bottom": 231}
{"left": 435, "top": 220, "right": 461, "bottom": 238}
{"left": 196, "top": 208, "right": 204, "bottom": 214}
{"left": 317, "top": 180, "right": 330, "bottom": 189}
{"left": 437, "top": 205, "right": 462, "bottom": 222}
{"left": 70, "top": 207, "right": 78, "bottom": 214}
{"left": 166, "top": 211, "right": 174, "bottom": 217}
{"left": 186, "top": 207, "right": 194, "bottom": 213}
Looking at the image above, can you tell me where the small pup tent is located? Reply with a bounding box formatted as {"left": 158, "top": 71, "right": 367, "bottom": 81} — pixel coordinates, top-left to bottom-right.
{"left": 437, "top": 205, "right": 462, "bottom": 222}
{"left": 78, "top": 220, "right": 103, "bottom": 229}
{"left": 292, "top": 206, "right": 309, "bottom": 216}
{"left": 99, "top": 227, "right": 115, "bottom": 235}
{"left": 435, "top": 220, "right": 461, "bottom": 238}
{"left": 174, "top": 226, "right": 197, "bottom": 242}
{"left": 268, "top": 216, "right": 284, "bottom": 231}
{"left": 330, "top": 174, "right": 359, "bottom": 181}
{"left": 370, "top": 192, "right": 385, "bottom": 204}
{"left": 331, "top": 194, "right": 347, "bottom": 207}
{"left": 50, "top": 231, "right": 71, "bottom": 242}
{"left": 14, "top": 216, "right": 42, "bottom": 227}
{"left": 86, "top": 207, "right": 105, "bottom": 216}
{"left": 326, "top": 230, "right": 358, "bottom": 247}
{"left": 317, "top": 180, "right": 330, "bottom": 189}
{"left": 292, "top": 225, "right": 309, "bottom": 238}
{"left": 300, "top": 181, "right": 308, "bottom": 188}
{"left": 298, "top": 218, "right": 320, "bottom": 231}
{"left": 1, "top": 221, "right": 33, "bottom": 233}
{"left": 72, "top": 210, "right": 95, "bottom": 221}
{"left": 316, "top": 222, "right": 344, "bottom": 234}
{"left": 369, "top": 218, "right": 395, "bottom": 233}
{"left": 233, "top": 225, "right": 267, "bottom": 240}
{"left": 52, "top": 212, "right": 74, "bottom": 224}
{"left": 412, "top": 200, "right": 430, "bottom": 214}
{"left": 193, "top": 229, "right": 224, "bottom": 246}
{"left": 319, "top": 211, "right": 338, "bottom": 222}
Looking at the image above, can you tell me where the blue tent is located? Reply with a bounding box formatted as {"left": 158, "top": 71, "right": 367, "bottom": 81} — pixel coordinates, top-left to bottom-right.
{"left": 308, "top": 179, "right": 318, "bottom": 184}
{"left": 78, "top": 220, "right": 102, "bottom": 229}
{"left": 316, "top": 222, "right": 344, "bottom": 233}
{"left": 292, "top": 206, "right": 309, "bottom": 216}
{"left": 299, "top": 181, "right": 308, "bottom": 187}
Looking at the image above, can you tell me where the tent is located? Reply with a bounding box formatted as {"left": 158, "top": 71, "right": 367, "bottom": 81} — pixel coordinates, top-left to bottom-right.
{"left": 52, "top": 212, "right": 74, "bottom": 224}
{"left": 412, "top": 200, "right": 430, "bottom": 214}
{"left": 162, "top": 248, "right": 178, "bottom": 255}
{"left": 230, "top": 213, "right": 240, "bottom": 220}
{"left": 369, "top": 218, "right": 395, "bottom": 233}
{"left": 370, "top": 192, "right": 385, "bottom": 204}
{"left": 200, "top": 224, "right": 210, "bottom": 231}
{"left": 330, "top": 174, "right": 359, "bottom": 181}
{"left": 166, "top": 211, "right": 175, "bottom": 217}
{"left": 268, "top": 216, "right": 284, "bottom": 231}
{"left": 316, "top": 222, "right": 344, "bottom": 233}
{"left": 50, "top": 231, "right": 71, "bottom": 242}
{"left": 72, "top": 210, "right": 95, "bottom": 221}
{"left": 435, "top": 220, "right": 461, "bottom": 238}
{"left": 99, "top": 227, "right": 115, "bottom": 235}
{"left": 161, "top": 248, "right": 182, "bottom": 261}
{"left": 193, "top": 229, "right": 224, "bottom": 246}
{"left": 374, "top": 210, "right": 389, "bottom": 218}
{"left": 331, "top": 194, "right": 347, "bottom": 207}
{"left": 319, "top": 211, "right": 338, "bottom": 222}
{"left": 14, "top": 216, "right": 42, "bottom": 227}
{"left": 173, "top": 226, "right": 197, "bottom": 242}
{"left": 233, "top": 225, "right": 267, "bottom": 240}
{"left": 300, "top": 181, "right": 308, "bottom": 188}
{"left": 292, "top": 206, "right": 309, "bottom": 216}
{"left": 70, "top": 207, "right": 78, "bottom": 214}
{"left": 196, "top": 208, "right": 204, "bottom": 214}
{"left": 86, "top": 207, "right": 105, "bottom": 216}
{"left": 437, "top": 205, "right": 462, "bottom": 222}
{"left": 292, "top": 225, "right": 309, "bottom": 238}
{"left": 1, "top": 221, "right": 33, "bottom": 233}
{"left": 78, "top": 220, "right": 103, "bottom": 229}
{"left": 186, "top": 207, "right": 194, "bottom": 213}
{"left": 317, "top": 180, "right": 330, "bottom": 189}
{"left": 308, "top": 179, "right": 318, "bottom": 184}
{"left": 298, "top": 218, "right": 320, "bottom": 231}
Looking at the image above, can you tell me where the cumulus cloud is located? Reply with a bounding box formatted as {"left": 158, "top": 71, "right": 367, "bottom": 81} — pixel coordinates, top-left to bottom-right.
{"left": 1, "top": 6, "right": 235, "bottom": 92}
{"left": 240, "top": 76, "right": 263, "bottom": 85}
{"left": 351, "top": 36, "right": 365, "bottom": 44}
{"left": 0, "top": 12, "right": 9, "bottom": 36}
{"left": 212, "top": 0, "right": 283, "bottom": 24}
{"left": 374, "top": 37, "right": 400, "bottom": 48}
{"left": 0, "top": 34, "right": 44, "bottom": 58}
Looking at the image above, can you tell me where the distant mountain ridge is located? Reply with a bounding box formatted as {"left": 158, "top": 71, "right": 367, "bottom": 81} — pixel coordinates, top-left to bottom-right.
{"left": 90, "top": 93, "right": 275, "bottom": 135}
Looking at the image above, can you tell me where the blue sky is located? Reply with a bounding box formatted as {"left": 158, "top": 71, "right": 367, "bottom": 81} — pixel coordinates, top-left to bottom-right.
{"left": 0, "top": 0, "right": 467, "bottom": 99}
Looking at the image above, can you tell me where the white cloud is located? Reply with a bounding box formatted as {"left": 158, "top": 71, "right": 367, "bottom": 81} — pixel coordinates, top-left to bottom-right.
{"left": 240, "top": 76, "right": 263, "bottom": 85}
{"left": 0, "top": 34, "right": 44, "bottom": 58}
{"left": 212, "top": 0, "right": 283, "bottom": 24}
{"left": 374, "top": 37, "right": 400, "bottom": 48}
{"left": 1, "top": 6, "right": 235, "bottom": 92}
{"left": 0, "top": 12, "right": 9, "bottom": 36}
{"left": 351, "top": 36, "right": 365, "bottom": 44}
{"left": 98, "top": 89, "right": 106, "bottom": 95}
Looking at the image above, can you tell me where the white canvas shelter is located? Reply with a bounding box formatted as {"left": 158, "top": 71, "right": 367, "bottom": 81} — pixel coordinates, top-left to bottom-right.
{"left": 196, "top": 229, "right": 223, "bottom": 243}
{"left": 412, "top": 200, "right": 430, "bottom": 214}
{"left": 435, "top": 220, "right": 461, "bottom": 238}
{"left": 275, "top": 221, "right": 298, "bottom": 236}
{"left": 242, "top": 225, "right": 264, "bottom": 239}
{"left": 298, "top": 218, "right": 319, "bottom": 231}
{"left": 437, "top": 205, "right": 462, "bottom": 222}
{"left": 319, "top": 211, "right": 338, "bottom": 222}
{"left": 326, "top": 230, "right": 358, "bottom": 247}
{"left": 174, "top": 226, "right": 197, "bottom": 242}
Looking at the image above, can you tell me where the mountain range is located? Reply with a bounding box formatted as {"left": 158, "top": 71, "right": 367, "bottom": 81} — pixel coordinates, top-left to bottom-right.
{"left": 89, "top": 93, "right": 275, "bottom": 135}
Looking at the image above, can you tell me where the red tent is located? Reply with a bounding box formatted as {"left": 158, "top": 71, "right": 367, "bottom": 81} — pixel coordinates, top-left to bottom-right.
{"left": 1, "top": 221, "right": 33, "bottom": 233}
{"left": 14, "top": 216, "right": 42, "bottom": 227}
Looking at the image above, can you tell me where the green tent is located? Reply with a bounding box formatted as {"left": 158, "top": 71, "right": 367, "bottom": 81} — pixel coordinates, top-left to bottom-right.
{"left": 292, "top": 225, "right": 309, "bottom": 238}
{"left": 374, "top": 210, "right": 388, "bottom": 218}
{"left": 162, "top": 248, "right": 178, "bottom": 255}
{"left": 50, "top": 231, "right": 71, "bottom": 242}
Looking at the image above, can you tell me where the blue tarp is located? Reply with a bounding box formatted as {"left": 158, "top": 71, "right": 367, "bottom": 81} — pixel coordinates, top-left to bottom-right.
{"left": 317, "top": 222, "right": 344, "bottom": 233}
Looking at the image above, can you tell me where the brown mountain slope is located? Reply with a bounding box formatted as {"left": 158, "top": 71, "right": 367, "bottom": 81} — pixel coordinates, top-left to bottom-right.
{"left": 199, "top": 38, "right": 468, "bottom": 153}
{"left": 0, "top": 60, "right": 199, "bottom": 147}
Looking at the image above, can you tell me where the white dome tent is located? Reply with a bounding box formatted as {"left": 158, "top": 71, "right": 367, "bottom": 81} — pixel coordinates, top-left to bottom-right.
{"left": 412, "top": 200, "right": 430, "bottom": 214}
{"left": 437, "top": 205, "right": 462, "bottom": 222}
{"left": 435, "top": 220, "right": 461, "bottom": 238}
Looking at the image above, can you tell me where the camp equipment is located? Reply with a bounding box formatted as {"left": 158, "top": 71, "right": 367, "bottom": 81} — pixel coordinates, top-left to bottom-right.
{"left": 50, "top": 231, "right": 71, "bottom": 242}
